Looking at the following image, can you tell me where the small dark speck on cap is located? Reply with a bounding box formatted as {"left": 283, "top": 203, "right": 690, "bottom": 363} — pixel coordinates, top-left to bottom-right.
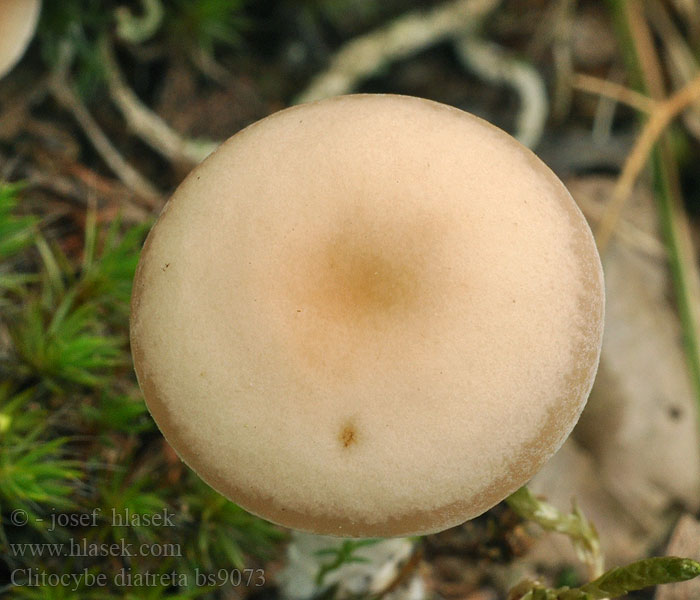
{"left": 340, "top": 424, "right": 357, "bottom": 448}
{"left": 668, "top": 405, "right": 683, "bottom": 420}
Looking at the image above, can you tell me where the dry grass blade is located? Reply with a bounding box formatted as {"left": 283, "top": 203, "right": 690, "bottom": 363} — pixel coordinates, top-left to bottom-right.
{"left": 48, "top": 42, "right": 162, "bottom": 206}
{"left": 573, "top": 73, "right": 656, "bottom": 114}
{"left": 595, "top": 73, "right": 700, "bottom": 252}
{"left": 50, "top": 75, "right": 161, "bottom": 205}
{"left": 294, "top": 0, "right": 500, "bottom": 103}
{"left": 606, "top": 0, "right": 700, "bottom": 423}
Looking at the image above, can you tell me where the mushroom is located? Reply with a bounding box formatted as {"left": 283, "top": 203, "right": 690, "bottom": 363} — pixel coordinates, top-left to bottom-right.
{"left": 130, "top": 94, "right": 604, "bottom": 537}
{"left": 0, "top": 0, "right": 41, "bottom": 80}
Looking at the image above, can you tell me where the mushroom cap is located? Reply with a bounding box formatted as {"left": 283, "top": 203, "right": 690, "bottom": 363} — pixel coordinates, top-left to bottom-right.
{"left": 0, "top": 0, "right": 41, "bottom": 80}
{"left": 131, "top": 94, "right": 604, "bottom": 537}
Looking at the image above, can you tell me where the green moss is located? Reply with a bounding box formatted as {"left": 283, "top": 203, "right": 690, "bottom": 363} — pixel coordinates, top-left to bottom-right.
{"left": 0, "top": 182, "right": 284, "bottom": 597}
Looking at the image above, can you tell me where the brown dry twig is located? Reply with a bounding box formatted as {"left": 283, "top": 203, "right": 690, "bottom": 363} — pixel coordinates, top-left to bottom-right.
{"left": 573, "top": 73, "right": 656, "bottom": 114}
{"left": 582, "top": 73, "right": 700, "bottom": 252}
{"left": 99, "top": 37, "right": 218, "bottom": 165}
{"left": 647, "top": 0, "right": 700, "bottom": 141}
{"left": 47, "top": 43, "right": 162, "bottom": 207}
{"left": 49, "top": 75, "right": 161, "bottom": 206}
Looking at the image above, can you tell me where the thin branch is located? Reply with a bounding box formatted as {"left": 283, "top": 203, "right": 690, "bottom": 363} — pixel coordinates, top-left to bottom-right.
{"left": 606, "top": 0, "right": 700, "bottom": 422}
{"left": 294, "top": 0, "right": 546, "bottom": 147}
{"left": 596, "top": 72, "right": 700, "bottom": 251}
{"left": 646, "top": 0, "right": 700, "bottom": 141}
{"left": 48, "top": 54, "right": 161, "bottom": 206}
{"left": 573, "top": 73, "right": 656, "bottom": 113}
{"left": 100, "top": 37, "right": 218, "bottom": 165}
{"left": 294, "top": 0, "right": 501, "bottom": 104}
{"left": 454, "top": 35, "right": 548, "bottom": 147}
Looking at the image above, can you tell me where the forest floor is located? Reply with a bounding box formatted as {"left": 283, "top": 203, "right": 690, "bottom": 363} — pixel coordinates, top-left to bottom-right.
{"left": 2, "top": 1, "right": 700, "bottom": 599}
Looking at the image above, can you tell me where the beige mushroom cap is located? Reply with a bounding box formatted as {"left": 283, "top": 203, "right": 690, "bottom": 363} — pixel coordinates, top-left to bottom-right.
{"left": 0, "top": 0, "right": 41, "bottom": 80}
{"left": 131, "top": 94, "right": 604, "bottom": 537}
